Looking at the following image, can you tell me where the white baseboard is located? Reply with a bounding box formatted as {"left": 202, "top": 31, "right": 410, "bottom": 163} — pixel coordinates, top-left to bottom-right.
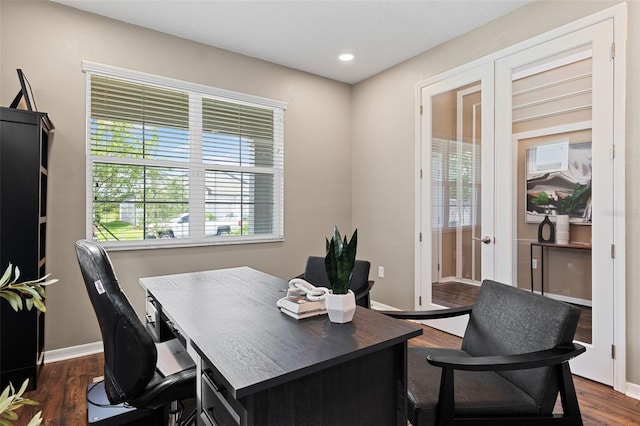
{"left": 370, "top": 300, "right": 399, "bottom": 311}
{"left": 44, "top": 341, "right": 103, "bottom": 363}
{"left": 625, "top": 381, "right": 640, "bottom": 400}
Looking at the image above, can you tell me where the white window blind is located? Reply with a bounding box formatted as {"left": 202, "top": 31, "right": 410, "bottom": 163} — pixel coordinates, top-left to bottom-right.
{"left": 431, "top": 138, "right": 480, "bottom": 229}
{"left": 512, "top": 46, "right": 592, "bottom": 134}
{"left": 84, "top": 63, "right": 285, "bottom": 248}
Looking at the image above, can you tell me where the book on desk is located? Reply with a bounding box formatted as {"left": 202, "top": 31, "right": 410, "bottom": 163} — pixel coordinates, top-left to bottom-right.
{"left": 277, "top": 295, "right": 327, "bottom": 319}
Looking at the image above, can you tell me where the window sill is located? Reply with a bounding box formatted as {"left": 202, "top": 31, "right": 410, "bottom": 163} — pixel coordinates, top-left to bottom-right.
{"left": 95, "top": 235, "right": 284, "bottom": 251}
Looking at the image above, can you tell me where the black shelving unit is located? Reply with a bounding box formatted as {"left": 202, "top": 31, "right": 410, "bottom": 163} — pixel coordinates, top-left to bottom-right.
{"left": 0, "top": 107, "right": 54, "bottom": 390}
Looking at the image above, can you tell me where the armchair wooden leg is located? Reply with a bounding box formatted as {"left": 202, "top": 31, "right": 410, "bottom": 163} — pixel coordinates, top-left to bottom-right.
{"left": 436, "top": 368, "right": 455, "bottom": 426}
{"left": 558, "top": 363, "right": 583, "bottom": 425}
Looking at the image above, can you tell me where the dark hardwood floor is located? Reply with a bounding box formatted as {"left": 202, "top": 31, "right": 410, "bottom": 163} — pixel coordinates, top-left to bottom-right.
{"left": 20, "top": 352, "right": 104, "bottom": 425}
{"left": 15, "top": 325, "right": 640, "bottom": 425}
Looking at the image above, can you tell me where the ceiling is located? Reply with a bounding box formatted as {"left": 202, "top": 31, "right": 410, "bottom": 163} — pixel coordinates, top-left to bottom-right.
{"left": 52, "top": 0, "right": 530, "bottom": 84}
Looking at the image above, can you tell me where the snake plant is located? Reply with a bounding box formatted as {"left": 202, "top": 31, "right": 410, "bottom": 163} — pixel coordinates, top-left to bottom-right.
{"left": 0, "top": 263, "right": 58, "bottom": 313}
{"left": 324, "top": 226, "right": 357, "bottom": 295}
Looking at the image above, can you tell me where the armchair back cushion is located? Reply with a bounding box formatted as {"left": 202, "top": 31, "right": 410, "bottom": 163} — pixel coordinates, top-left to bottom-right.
{"left": 304, "top": 255, "right": 370, "bottom": 295}
{"left": 461, "top": 280, "right": 580, "bottom": 413}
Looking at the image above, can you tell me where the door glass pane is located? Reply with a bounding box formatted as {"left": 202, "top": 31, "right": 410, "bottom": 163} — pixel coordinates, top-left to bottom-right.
{"left": 513, "top": 46, "right": 593, "bottom": 344}
{"left": 431, "top": 82, "right": 482, "bottom": 308}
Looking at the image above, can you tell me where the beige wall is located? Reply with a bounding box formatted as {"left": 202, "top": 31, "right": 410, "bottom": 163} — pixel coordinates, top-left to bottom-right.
{"left": 351, "top": 0, "right": 640, "bottom": 385}
{"left": 0, "top": 1, "right": 353, "bottom": 350}
{"left": 3, "top": 0, "right": 640, "bottom": 387}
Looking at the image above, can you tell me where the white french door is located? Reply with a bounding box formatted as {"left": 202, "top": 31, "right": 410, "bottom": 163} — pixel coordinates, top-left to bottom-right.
{"left": 418, "top": 12, "right": 623, "bottom": 387}
{"left": 419, "top": 62, "right": 494, "bottom": 337}
{"left": 494, "top": 19, "right": 616, "bottom": 385}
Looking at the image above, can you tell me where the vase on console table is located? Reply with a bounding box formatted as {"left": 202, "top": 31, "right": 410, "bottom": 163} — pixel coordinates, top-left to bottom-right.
{"left": 537, "top": 215, "right": 555, "bottom": 243}
{"left": 556, "top": 214, "right": 570, "bottom": 245}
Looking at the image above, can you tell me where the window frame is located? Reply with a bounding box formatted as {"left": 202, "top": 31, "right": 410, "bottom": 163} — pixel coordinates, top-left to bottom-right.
{"left": 83, "top": 61, "right": 287, "bottom": 250}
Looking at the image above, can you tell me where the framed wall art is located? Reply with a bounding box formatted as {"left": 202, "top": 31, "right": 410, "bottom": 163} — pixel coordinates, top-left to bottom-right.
{"left": 525, "top": 140, "right": 592, "bottom": 224}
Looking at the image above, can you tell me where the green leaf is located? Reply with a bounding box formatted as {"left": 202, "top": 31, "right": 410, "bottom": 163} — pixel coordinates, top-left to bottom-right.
{"left": 15, "top": 379, "right": 29, "bottom": 398}
{"left": 0, "top": 396, "right": 14, "bottom": 416}
{"left": 1, "top": 410, "right": 17, "bottom": 421}
{"left": 33, "top": 286, "right": 46, "bottom": 299}
{"left": 0, "top": 265, "right": 57, "bottom": 313}
{"left": 27, "top": 411, "right": 43, "bottom": 426}
{"left": 0, "top": 292, "right": 22, "bottom": 312}
{"left": 0, "top": 264, "right": 12, "bottom": 288}
{"left": 10, "top": 266, "right": 20, "bottom": 285}
{"left": 0, "top": 384, "right": 10, "bottom": 402}
{"left": 32, "top": 298, "right": 46, "bottom": 313}
{"left": 38, "top": 278, "right": 58, "bottom": 287}
{"left": 12, "top": 285, "right": 40, "bottom": 300}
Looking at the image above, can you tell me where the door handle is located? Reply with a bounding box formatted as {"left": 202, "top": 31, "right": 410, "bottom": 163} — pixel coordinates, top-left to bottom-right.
{"left": 473, "top": 236, "right": 493, "bottom": 244}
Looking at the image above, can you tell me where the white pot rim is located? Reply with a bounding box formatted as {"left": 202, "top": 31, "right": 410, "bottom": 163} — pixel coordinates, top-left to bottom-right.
{"left": 327, "top": 289, "right": 354, "bottom": 296}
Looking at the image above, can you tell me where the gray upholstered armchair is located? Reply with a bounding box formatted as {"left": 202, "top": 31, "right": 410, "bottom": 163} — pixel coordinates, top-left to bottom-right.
{"left": 379, "top": 279, "right": 585, "bottom": 426}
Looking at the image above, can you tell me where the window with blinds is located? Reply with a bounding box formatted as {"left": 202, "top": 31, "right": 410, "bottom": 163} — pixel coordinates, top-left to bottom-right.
{"left": 84, "top": 63, "right": 285, "bottom": 248}
{"left": 431, "top": 138, "right": 480, "bottom": 229}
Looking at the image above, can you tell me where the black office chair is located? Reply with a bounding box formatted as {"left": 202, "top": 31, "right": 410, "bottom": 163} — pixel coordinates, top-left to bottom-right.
{"left": 379, "top": 279, "right": 585, "bottom": 426}
{"left": 75, "top": 239, "right": 196, "bottom": 425}
{"left": 298, "top": 256, "right": 374, "bottom": 308}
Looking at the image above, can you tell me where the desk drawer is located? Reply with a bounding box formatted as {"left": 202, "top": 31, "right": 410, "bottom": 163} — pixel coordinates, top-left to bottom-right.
{"left": 201, "top": 369, "right": 240, "bottom": 426}
{"left": 145, "top": 294, "right": 174, "bottom": 342}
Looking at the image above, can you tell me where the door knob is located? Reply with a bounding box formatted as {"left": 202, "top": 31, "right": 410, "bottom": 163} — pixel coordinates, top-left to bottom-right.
{"left": 473, "top": 236, "right": 493, "bottom": 244}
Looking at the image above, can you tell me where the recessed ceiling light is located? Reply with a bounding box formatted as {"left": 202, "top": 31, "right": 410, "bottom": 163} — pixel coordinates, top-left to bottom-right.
{"left": 339, "top": 53, "right": 355, "bottom": 62}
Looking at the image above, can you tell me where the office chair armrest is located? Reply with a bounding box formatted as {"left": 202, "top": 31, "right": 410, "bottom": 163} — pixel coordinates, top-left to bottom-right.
{"left": 352, "top": 280, "right": 375, "bottom": 301}
{"left": 376, "top": 305, "right": 472, "bottom": 320}
{"left": 427, "top": 343, "right": 586, "bottom": 372}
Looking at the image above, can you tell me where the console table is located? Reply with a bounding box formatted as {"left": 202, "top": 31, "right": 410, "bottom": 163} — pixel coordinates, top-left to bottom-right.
{"left": 530, "top": 242, "right": 592, "bottom": 295}
{"left": 140, "top": 267, "right": 422, "bottom": 426}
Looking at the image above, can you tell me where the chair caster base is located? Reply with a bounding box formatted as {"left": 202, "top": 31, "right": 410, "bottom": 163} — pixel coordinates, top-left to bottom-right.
{"left": 87, "top": 381, "right": 164, "bottom": 425}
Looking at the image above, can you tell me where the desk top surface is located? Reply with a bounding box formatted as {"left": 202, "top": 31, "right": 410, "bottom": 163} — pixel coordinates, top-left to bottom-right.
{"left": 140, "top": 267, "right": 422, "bottom": 399}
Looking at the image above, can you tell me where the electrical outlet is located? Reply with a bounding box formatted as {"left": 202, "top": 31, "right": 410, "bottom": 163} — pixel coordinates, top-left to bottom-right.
{"left": 532, "top": 259, "right": 538, "bottom": 269}
{"left": 378, "top": 266, "right": 385, "bottom": 278}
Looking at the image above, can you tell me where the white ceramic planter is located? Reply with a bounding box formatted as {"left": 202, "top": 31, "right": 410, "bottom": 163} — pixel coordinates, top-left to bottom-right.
{"left": 556, "top": 214, "right": 570, "bottom": 245}
{"left": 324, "top": 290, "right": 356, "bottom": 323}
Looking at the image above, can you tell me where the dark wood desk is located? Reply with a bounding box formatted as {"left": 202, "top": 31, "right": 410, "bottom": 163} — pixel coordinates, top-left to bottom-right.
{"left": 140, "top": 267, "right": 422, "bottom": 426}
{"left": 530, "top": 242, "right": 592, "bottom": 295}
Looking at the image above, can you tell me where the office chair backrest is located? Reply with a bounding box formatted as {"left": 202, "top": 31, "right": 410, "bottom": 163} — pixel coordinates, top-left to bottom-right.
{"left": 75, "top": 240, "right": 157, "bottom": 405}
{"left": 304, "top": 256, "right": 370, "bottom": 295}
{"left": 461, "top": 279, "right": 581, "bottom": 413}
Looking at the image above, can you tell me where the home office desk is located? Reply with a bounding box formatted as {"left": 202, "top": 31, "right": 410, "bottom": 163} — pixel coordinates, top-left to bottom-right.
{"left": 140, "top": 267, "right": 422, "bottom": 426}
